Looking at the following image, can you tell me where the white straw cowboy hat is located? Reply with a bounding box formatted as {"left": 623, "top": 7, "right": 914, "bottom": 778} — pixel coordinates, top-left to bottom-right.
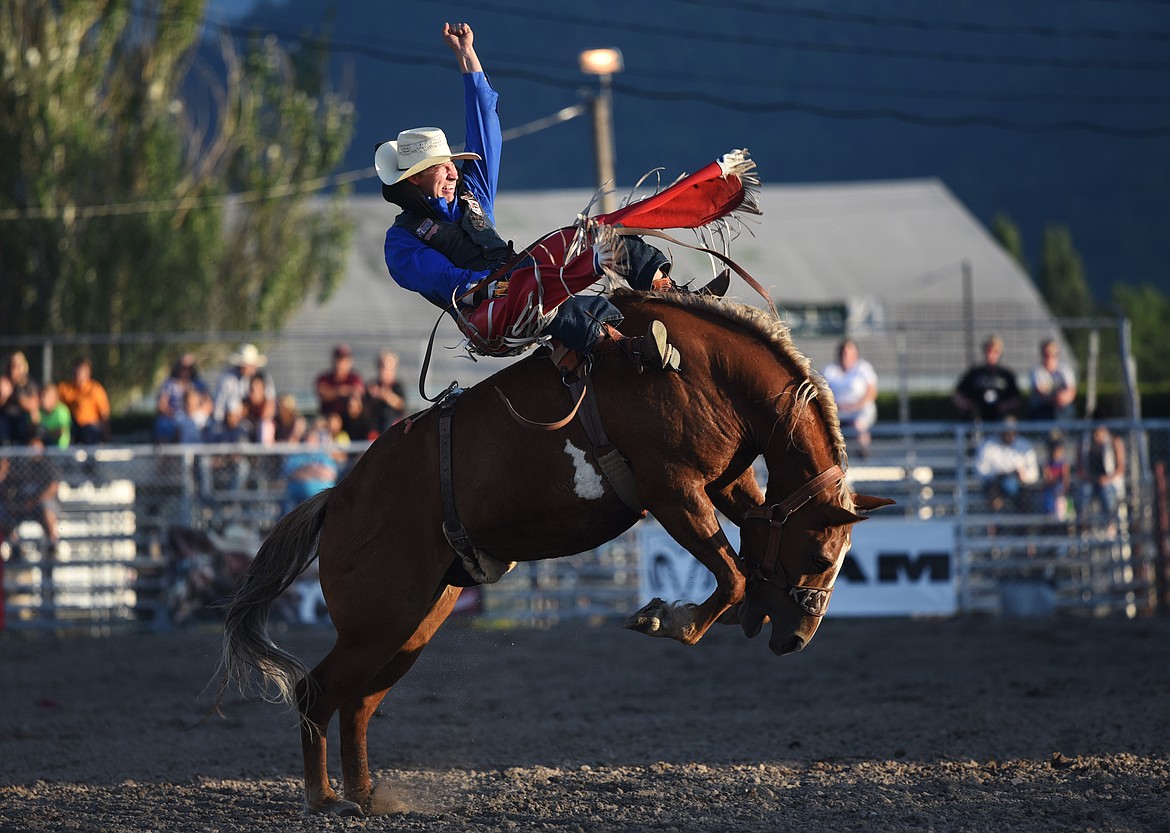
{"left": 374, "top": 127, "right": 481, "bottom": 185}
{"left": 229, "top": 343, "right": 267, "bottom": 367}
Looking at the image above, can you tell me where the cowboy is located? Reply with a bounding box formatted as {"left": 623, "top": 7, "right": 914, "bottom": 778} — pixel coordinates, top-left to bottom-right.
{"left": 375, "top": 22, "right": 680, "bottom": 372}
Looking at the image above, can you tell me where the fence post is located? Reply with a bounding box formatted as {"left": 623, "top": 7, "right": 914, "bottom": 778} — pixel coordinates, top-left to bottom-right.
{"left": 1155, "top": 462, "right": 1169, "bottom": 615}
{"left": 954, "top": 422, "right": 970, "bottom": 613}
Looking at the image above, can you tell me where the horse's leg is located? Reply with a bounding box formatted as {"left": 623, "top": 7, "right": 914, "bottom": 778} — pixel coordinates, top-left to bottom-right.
{"left": 337, "top": 585, "right": 462, "bottom": 811}
{"left": 708, "top": 466, "right": 766, "bottom": 626}
{"left": 297, "top": 591, "right": 451, "bottom": 816}
{"left": 297, "top": 638, "right": 388, "bottom": 815}
{"left": 708, "top": 464, "right": 765, "bottom": 519}
{"left": 626, "top": 481, "right": 748, "bottom": 645}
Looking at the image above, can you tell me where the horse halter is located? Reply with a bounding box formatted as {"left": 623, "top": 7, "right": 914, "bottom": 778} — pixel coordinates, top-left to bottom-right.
{"left": 741, "top": 464, "right": 846, "bottom": 617}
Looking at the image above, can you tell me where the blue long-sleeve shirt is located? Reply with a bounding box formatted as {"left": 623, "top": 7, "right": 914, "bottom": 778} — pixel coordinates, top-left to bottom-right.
{"left": 384, "top": 72, "right": 501, "bottom": 308}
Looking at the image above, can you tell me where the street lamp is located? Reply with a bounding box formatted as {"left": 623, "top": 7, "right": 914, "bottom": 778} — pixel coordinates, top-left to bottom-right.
{"left": 579, "top": 48, "right": 623, "bottom": 214}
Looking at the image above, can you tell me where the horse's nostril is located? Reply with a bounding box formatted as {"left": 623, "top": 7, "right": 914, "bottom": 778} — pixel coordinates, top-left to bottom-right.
{"left": 769, "top": 634, "right": 806, "bottom": 656}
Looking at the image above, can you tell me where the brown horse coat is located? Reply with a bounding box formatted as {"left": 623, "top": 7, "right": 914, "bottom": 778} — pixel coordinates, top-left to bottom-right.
{"left": 217, "top": 289, "right": 889, "bottom": 814}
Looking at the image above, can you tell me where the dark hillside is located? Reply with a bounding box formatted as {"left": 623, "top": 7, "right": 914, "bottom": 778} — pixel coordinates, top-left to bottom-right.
{"left": 217, "top": 0, "right": 1170, "bottom": 299}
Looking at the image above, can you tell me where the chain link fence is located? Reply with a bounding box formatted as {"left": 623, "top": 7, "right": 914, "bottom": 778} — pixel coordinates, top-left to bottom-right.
{"left": 2, "top": 418, "right": 1167, "bottom": 633}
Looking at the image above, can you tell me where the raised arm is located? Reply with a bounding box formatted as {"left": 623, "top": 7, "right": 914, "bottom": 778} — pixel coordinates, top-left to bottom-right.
{"left": 443, "top": 22, "right": 482, "bottom": 74}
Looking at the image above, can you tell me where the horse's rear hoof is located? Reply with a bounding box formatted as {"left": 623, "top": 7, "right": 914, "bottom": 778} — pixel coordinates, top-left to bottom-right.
{"left": 308, "top": 798, "right": 365, "bottom": 817}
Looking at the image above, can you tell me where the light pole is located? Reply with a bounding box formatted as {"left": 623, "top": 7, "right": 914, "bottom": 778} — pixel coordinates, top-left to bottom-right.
{"left": 579, "top": 48, "right": 623, "bottom": 215}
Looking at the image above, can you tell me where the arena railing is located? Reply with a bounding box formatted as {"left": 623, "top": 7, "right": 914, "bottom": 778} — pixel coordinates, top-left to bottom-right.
{"left": 1, "top": 419, "right": 1166, "bottom": 633}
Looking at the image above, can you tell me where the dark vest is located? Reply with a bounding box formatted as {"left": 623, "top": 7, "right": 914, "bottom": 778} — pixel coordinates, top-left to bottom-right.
{"left": 393, "top": 194, "right": 512, "bottom": 271}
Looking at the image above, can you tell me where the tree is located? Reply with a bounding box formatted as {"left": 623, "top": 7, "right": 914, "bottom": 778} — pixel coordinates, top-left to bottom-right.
{"left": 0, "top": 0, "right": 354, "bottom": 402}
{"left": 1113, "top": 283, "right": 1170, "bottom": 386}
{"left": 991, "top": 213, "right": 1028, "bottom": 275}
{"left": 1036, "top": 224, "right": 1093, "bottom": 319}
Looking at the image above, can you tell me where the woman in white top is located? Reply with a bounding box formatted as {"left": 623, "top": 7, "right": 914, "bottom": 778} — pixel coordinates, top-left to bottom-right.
{"left": 822, "top": 339, "right": 879, "bottom": 458}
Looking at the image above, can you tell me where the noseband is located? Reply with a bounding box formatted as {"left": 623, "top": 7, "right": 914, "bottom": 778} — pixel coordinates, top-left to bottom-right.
{"left": 741, "top": 464, "right": 845, "bottom": 617}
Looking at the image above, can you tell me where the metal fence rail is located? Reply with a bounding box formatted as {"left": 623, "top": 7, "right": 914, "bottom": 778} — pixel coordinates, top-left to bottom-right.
{"left": 2, "top": 418, "right": 1166, "bottom": 633}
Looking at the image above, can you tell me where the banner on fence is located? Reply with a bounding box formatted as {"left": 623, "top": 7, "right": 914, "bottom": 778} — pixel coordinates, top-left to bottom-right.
{"left": 636, "top": 518, "right": 956, "bottom": 617}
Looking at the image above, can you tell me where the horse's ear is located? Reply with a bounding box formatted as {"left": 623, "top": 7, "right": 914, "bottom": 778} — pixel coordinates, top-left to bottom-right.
{"left": 852, "top": 493, "right": 896, "bottom": 513}
{"left": 821, "top": 505, "right": 868, "bottom": 528}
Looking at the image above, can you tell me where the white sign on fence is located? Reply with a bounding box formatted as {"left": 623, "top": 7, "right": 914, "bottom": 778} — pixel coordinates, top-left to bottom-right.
{"left": 636, "top": 518, "right": 956, "bottom": 617}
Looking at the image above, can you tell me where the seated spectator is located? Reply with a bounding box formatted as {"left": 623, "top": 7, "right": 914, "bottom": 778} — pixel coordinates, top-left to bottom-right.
{"left": 211, "top": 344, "right": 273, "bottom": 442}
{"left": 1027, "top": 338, "right": 1076, "bottom": 421}
{"left": 175, "top": 389, "right": 214, "bottom": 444}
{"left": 973, "top": 418, "right": 1039, "bottom": 512}
{"left": 822, "top": 339, "right": 878, "bottom": 458}
{"left": 282, "top": 418, "right": 340, "bottom": 514}
{"left": 1, "top": 351, "right": 40, "bottom": 445}
{"left": 316, "top": 344, "right": 364, "bottom": 420}
{"left": 242, "top": 374, "right": 276, "bottom": 444}
{"left": 155, "top": 354, "right": 207, "bottom": 443}
{"left": 37, "top": 383, "right": 71, "bottom": 449}
{"left": 342, "top": 391, "right": 377, "bottom": 443}
{"left": 274, "top": 394, "right": 307, "bottom": 444}
{"left": 364, "top": 351, "right": 407, "bottom": 433}
{"left": 326, "top": 411, "right": 350, "bottom": 446}
{"left": 0, "top": 440, "right": 61, "bottom": 558}
{"left": 1041, "top": 433, "right": 1071, "bottom": 520}
{"left": 57, "top": 356, "right": 110, "bottom": 445}
{"left": 954, "top": 334, "right": 1022, "bottom": 423}
{"left": 1077, "top": 422, "right": 1126, "bottom": 531}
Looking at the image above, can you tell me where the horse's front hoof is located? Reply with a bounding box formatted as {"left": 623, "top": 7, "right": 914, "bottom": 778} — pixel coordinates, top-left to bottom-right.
{"left": 624, "top": 597, "right": 670, "bottom": 635}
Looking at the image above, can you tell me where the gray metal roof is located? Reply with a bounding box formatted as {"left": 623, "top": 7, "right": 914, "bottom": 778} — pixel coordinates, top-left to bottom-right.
{"left": 265, "top": 180, "right": 1060, "bottom": 412}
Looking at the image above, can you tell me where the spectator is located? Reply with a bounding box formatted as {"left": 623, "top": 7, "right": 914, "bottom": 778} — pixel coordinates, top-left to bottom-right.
{"left": 973, "top": 418, "right": 1040, "bottom": 512}
{"left": 211, "top": 344, "right": 273, "bottom": 442}
{"left": 37, "top": 383, "right": 71, "bottom": 449}
{"left": 342, "top": 391, "right": 377, "bottom": 443}
{"left": 0, "top": 440, "right": 61, "bottom": 558}
{"left": 242, "top": 374, "right": 276, "bottom": 444}
{"left": 364, "top": 351, "right": 407, "bottom": 432}
{"left": 822, "top": 339, "right": 878, "bottom": 458}
{"left": 155, "top": 353, "right": 207, "bottom": 443}
{"left": 1027, "top": 338, "right": 1077, "bottom": 421}
{"left": 316, "top": 343, "right": 364, "bottom": 420}
{"left": 274, "top": 394, "right": 307, "bottom": 444}
{"left": 282, "top": 417, "right": 340, "bottom": 514}
{"left": 175, "top": 389, "right": 214, "bottom": 444}
{"left": 954, "top": 334, "right": 1022, "bottom": 423}
{"left": 326, "top": 411, "right": 350, "bottom": 447}
{"left": 1, "top": 351, "right": 39, "bottom": 445}
{"left": 1077, "top": 422, "right": 1126, "bottom": 531}
{"left": 1041, "top": 433, "right": 1071, "bottom": 520}
{"left": 57, "top": 356, "right": 110, "bottom": 445}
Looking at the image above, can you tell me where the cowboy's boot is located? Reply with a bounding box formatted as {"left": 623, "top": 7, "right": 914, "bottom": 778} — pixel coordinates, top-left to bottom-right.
{"left": 696, "top": 269, "right": 731, "bottom": 297}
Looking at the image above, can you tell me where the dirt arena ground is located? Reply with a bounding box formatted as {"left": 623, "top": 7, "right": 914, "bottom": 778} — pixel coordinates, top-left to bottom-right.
{"left": 1, "top": 613, "right": 1168, "bottom": 832}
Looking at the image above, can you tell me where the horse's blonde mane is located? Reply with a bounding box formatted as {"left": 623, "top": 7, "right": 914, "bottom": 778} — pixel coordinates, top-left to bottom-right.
{"left": 617, "top": 289, "right": 849, "bottom": 471}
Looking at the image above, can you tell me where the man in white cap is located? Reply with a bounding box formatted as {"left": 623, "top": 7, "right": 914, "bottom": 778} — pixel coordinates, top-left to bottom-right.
{"left": 376, "top": 22, "right": 680, "bottom": 371}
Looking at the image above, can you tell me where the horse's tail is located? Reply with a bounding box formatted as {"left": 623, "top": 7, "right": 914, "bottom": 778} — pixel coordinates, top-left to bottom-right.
{"left": 213, "top": 488, "right": 331, "bottom": 712}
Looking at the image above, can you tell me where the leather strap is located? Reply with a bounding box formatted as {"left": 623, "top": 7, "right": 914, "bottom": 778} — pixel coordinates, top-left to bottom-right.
{"left": 743, "top": 465, "right": 845, "bottom": 579}
{"left": 567, "top": 376, "right": 645, "bottom": 515}
{"left": 438, "top": 389, "right": 478, "bottom": 562}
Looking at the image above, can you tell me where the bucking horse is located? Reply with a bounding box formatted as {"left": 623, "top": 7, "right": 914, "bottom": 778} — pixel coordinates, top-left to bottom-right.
{"left": 213, "top": 288, "right": 894, "bottom": 815}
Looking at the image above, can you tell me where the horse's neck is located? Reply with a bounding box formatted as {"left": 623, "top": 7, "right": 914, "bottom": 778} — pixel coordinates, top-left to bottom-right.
{"left": 758, "top": 404, "right": 840, "bottom": 504}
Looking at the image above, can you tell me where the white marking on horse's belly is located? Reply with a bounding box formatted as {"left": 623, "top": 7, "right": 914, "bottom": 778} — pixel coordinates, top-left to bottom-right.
{"left": 564, "top": 440, "right": 605, "bottom": 500}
